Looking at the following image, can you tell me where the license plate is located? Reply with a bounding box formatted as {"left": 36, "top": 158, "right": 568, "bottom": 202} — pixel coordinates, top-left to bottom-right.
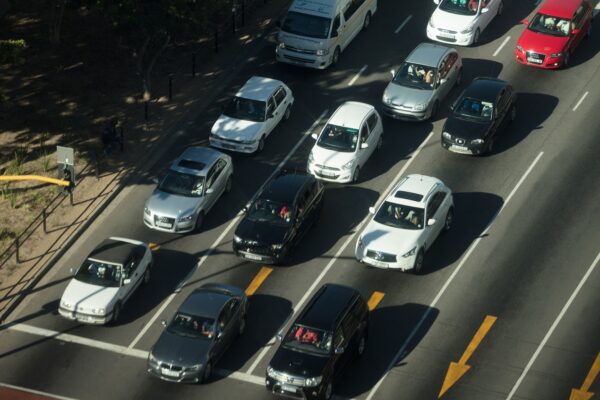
{"left": 281, "top": 384, "right": 298, "bottom": 393}
{"left": 368, "top": 259, "right": 388, "bottom": 268}
{"left": 318, "top": 169, "right": 336, "bottom": 177}
{"left": 244, "top": 253, "right": 262, "bottom": 261}
{"left": 156, "top": 221, "right": 172, "bottom": 229}
{"left": 438, "top": 32, "right": 455, "bottom": 39}
{"left": 450, "top": 145, "right": 470, "bottom": 153}
{"left": 161, "top": 368, "right": 180, "bottom": 378}
{"left": 77, "top": 315, "right": 94, "bottom": 322}
{"left": 527, "top": 57, "right": 543, "bottom": 64}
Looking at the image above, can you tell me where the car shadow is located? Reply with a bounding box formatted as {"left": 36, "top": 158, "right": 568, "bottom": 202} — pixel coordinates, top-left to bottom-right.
{"left": 476, "top": 0, "right": 538, "bottom": 47}
{"left": 420, "top": 191, "right": 504, "bottom": 274}
{"left": 336, "top": 303, "right": 439, "bottom": 398}
{"left": 565, "top": 31, "right": 599, "bottom": 69}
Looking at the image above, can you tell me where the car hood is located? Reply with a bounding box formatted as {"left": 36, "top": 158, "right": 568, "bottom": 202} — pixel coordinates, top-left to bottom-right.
{"left": 384, "top": 83, "right": 434, "bottom": 108}
{"left": 61, "top": 278, "right": 118, "bottom": 310}
{"left": 517, "top": 28, "right": 569, "bottom": 54}
{"left": 360, "top": 220, "right": 422, "bottom": 255}
{"left": 278, "top": 31, "right": 326, "bottom": 51}
{"left": 310, "top": 145, "right": 356, "bottom": 169}
{"left": 431, "top": 8, "right": 476, "bottom": 31}
{"left": 270, "top": 346, "right": 329, "bottom": 377}
{"left": 151, "top": 330, "right": 212, "bottom": 367}
{"left": 146, "top": 189, "right": 201, "bottom": 219}
{"left": 235, "top": 218, "right": 289, "bottom": 245}
{"left": 443, "top": 115, "right": 491, "bottom": 140}
{"left": 211, "top": 114, "right": 264, "bottom": 141}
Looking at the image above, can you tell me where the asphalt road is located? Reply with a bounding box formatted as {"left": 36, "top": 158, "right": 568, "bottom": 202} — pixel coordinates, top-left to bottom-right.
{"left": 0, "top": 1, "right": 598, "bottom": 399}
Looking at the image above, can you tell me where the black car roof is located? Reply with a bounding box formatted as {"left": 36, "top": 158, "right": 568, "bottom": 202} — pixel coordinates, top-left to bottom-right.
{"left": 298, "top": 284, "right": 360, "bottom": 331}
{"left": 259, "top": 173, "right": 313, "bottom": 203}
{"left": 88, "top": 238, "right": 143, "bottom": 265}
{"left": 462, "top": 77, "right": 508, "bottom": 103}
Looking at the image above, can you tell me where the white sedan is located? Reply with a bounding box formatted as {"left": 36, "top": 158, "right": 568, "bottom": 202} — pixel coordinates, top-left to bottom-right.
{"left": 307, "top": 102, "right": 383, "bottom": 183}
{"left": 355, "top": 174, "right": 453, "bottom": 273}
{"left": 59, "top": 237, "right": 152, "bottom": 324}
{"left": 427, "top": 0, "right": 504, "bottom": 46}
{"left": 210, "top": 76, "right": 294, "bottom": 153}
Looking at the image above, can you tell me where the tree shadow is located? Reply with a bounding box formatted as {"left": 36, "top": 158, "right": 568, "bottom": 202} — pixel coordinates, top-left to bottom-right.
{"left": 336, "top": 303, "right": 439, "bottom": 398}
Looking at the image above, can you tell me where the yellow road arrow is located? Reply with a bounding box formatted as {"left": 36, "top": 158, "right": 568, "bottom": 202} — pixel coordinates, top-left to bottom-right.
{"left": 569, "top": 353, "right": 600, "bottom": 400}
{"left": 438, "top": 315, "right": 497, "bottom": 398}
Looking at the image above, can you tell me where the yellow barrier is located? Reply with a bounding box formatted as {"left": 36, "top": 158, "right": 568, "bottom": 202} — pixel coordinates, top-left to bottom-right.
{"left": 0, "top": 175, "right": 71, "bottom": 187}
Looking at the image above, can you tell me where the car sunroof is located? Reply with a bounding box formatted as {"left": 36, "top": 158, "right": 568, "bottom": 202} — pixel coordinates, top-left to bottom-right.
{"left": 178, "top": 159, "right": 206, "bottom": 170}
{"left": 394, "top": 190, "right": 423, "bottom": 202}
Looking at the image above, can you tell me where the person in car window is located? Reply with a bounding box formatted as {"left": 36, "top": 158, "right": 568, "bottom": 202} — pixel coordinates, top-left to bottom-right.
{"left": 280, "top": 206, "right": 292, "bottom": 221}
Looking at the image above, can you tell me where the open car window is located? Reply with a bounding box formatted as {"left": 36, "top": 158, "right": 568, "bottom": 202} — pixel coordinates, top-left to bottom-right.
{"left": 223, "top": 96, "right": 266, "bottom": 122}
{"left": 158, "top": 170, "right": 205, "bottom": 197}
{"left": 283, "top": 324, "right": 333, "bottom": 355}
{"left": 246, "top": 199, "right": 294, "bottom": 226}
{"left": 167, "top": 313, "right": 216, "bottom": 340}
{"left": 374, "top": 201, "right": 425, "bottom": 230}
{"left": 75, "top": 259, "right": 122, "bottom": 287}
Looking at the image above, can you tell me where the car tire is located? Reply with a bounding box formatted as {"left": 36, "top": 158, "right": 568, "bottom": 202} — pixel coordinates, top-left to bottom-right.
{"left": 376, "top": 135, "right": 383, "bottom": 151}
{"left": 472, "top": 28, "right": 481, "bottom": 46}
{"left": 455, "top": 68, "right": 463, "bottom": 86}
{"left": 112, "top": 302, "right": 122, "bottom": 324}
{"left": 194, "top": 211, "right": 204, "bottom": 232}
{"left": 352, "top": 166, "right": 360, "bottom": 183}
{"left": 485, "top": 136, "right": 495, "bottom": 155}
{"left": 332, "top": 47, "right": 341, "bottom": 66}
{"left": 323, "top": 382, "right": 333, "bottom": 400}
{"left": 444, "top": 208, "right": 454, "bottom": 232}
{"left": 586, "top": 23, "right": 591, "bottom": 39}
{"left": 202, "top": 361, "right": 212, "bottom": 383}
{"left": 283, "top": 105, "right": 291, "bottom": 121}
{"left": 257, "top": 136, "right": 265, "bottom": 152}
{"left": 356, "top": 335, "right": 366, "bottom": 357}
{"left": 143, "top": 267, "right": 151, "bottom": 285}
{"left": 363, "top": 12, "right": 371, "bottom": 30}
{"left": 238, "top": 315, "right": 246, "bottom": 336}
{"left": 413, "top": 249, "right": 425, "bottom": 274}
{"left": 509, "top": 105, "right": 516, "bottom": 123}
{"left": 562, "top": 51, "right": 571, "bottom": 68}
{"left": 225, "top": 175, "right": 232, "bottom": 193}
{"left": 430, "top": 101, "right": 439, "bottom": 120}
{"left": 497, "top": 1, "right": 503, "bottom": 16}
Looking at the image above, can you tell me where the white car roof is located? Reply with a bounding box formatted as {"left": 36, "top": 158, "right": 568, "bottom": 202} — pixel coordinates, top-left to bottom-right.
{"left": 386, "top": 174, "right": 444, "bottom": 207}
{"left": 327, "top": 101, "right": 374, "bottom": 129}
{"left": 289, "top": 0, "right": 336, "bottom": 19}
{"left": 236, "top": 76, "right": 284, "bottom": 102}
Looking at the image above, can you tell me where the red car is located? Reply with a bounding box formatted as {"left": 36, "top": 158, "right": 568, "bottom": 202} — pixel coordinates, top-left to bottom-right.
{"left": 515, "top": 0, "right": 593, "bottom": 69}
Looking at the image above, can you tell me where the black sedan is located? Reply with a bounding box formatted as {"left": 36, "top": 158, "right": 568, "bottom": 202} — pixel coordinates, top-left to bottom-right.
{"left": 233, "top": 170, "right": 324, "bottom": 264}
{"left": 441, "top": 77, "right": 517, "bottom": 155}
{"left": 147, "top": 283, "right": 248, "bottom": 383}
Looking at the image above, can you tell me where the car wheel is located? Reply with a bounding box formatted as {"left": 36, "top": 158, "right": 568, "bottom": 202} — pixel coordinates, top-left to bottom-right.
{"left": 194, "top": 211, "right": 204, "bottom": 232}
{"left": 562, "top": 51, "right": 570, "bottom": 68}
{"left": 352, "top": 166, "right": 360, "bottom": 183}
{"left": 586, "top": 23, "right": 591, "bottom": 39}
{"left": 225, "top": 175, "right": 232, "bottom": 193}
{"left": 257, "top": 136, "right": 265, "bottom": 152}
{"left": 497, "top": 1, "right": 503, "bottom": 16}
{"left": 324, "top": 382, "right": 333, "bottom": 400}
{"left": 332, "top": 47, "right": 341, "bottom": 66}
{"left": 430, "top": 101, "right": 439, "bottom": 120}
{"left": 283, "top": 105, "right": 291, "bottom": 121}
{"left": 472, "top": 28, "right": 481, "bottom": 45}
{"left": 363, "top": 12, "right": 371, "bottom": 30}
{"left": 112, "top": 302, "right": 122, "bottom": 324}
{"left": 455, "top": 68, "right": 463, "bottom": 86}
{"left": 444, "top": 208, "right": 454, "bottom": 232}
{"left": 143, "top": 267, "right": 151, "bottom": 285}
{"left": 202, "top": 361, "right": 212, "bottom": 383}
{"left": 413, "top": 249, "right": 424, "bottom": 274}
{"left": 486, "top": 137, "right": 495, "bottom": 155}
{"left": 509, "top": 105, "right": 516, "bottom": 123}
{"left": 238, "top": 315, "right": 246, "bottom": 336}
{"left": 376, "top": 135, "right": 383, "bottom": 151}
{"left": 356, "top": 335, "right": 366, "bottom": 357}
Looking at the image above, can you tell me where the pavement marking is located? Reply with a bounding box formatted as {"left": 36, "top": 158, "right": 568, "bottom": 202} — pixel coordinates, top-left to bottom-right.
{"left": 570, "top": 353, "right": 600, "bottom": 400}
{"left": 0, "top": 382, "right": 79, "bottom": 400}
{"left": 572, "top": 91, "right": 589, "bottom": 111}
{"left": 505, "top": 250, "right": 600, "bottom": 400}
{"left": 493, "top": 36, "right": 511, "bottom": 57}
{"left": 348, "top": 65, "right": 368, "bottom": 86}
{"left": 246, "top": 130, "right": 437, "bottom": 376}
{"left": 438, "top": 315, "right": 497, "bottom": 398}
{"left": 245, "top": 267, "right": 273, "bottom": 296}
{"left": 534, "top": 0, "right": 543, "bottom": 5}
{"left": 148, "top": 242, "right": 160, "bottom": 251}
{"left": 367, "top": 291, "right": 385, "bottom": 311}
{"left": 390, "top": 69, "right": 395, "bottom": 77}
{"left": 366, "top": 151, "right": 545, "bottom": 400}
{"left": 395, "top": 15, "right": 413, "bottom": 34}
{"left": 128, "top": 109, "right": 329, "bottom": 350}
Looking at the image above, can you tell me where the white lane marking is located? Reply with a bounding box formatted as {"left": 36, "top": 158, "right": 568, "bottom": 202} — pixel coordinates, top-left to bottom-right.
{"left": 366, "top": 151, "right": 545, "bottom": 400}
{"left": 390, "top": 69, "right": 395, "bottom": 77}
{"left": 0, "top": 382, "right": 79, "bottom": 400}
{"left": 572, "top": 91, "right": 589, "bottom": 111}
{"left": 395, "top": 15, "right": 413, "bottom": 34}
{"left": 128, "top": 109, "right": 329, "bottom": 350}
{"left": 505, "top": 250, "right": 600, "bottom": 400}
{"left": 348, "top": 65, "right": 368, "bottom": 86}
{"left": 246, "top": 130, "right": 437, "bottom": 376}
{"left": 493, "top": 36, "right": 511, "bottom": 57}
{"left": 535, "top": 0, "right": 543, "bottom": 5}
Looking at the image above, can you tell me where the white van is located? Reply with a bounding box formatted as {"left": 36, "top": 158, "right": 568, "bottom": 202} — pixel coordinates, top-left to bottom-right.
{"left": 275, "top": 0, "right": 377, "bottom": 69}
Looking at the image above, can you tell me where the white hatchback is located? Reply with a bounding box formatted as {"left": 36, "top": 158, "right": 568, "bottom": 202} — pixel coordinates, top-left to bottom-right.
{"left": 427, "top": 0, "right": 504, "bottom": 46}
{"left": 307, "top": 102, "right": 383, "bottom": 183}
{"left": 210, "top": 76, "right": 294, "bottom": 153}
{"left": 355, "top": 174, "right": 453, "bottom": 273}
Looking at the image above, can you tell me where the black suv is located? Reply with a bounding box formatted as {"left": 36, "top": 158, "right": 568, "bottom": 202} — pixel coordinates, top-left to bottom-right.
{"left": 233, "top": 170, "right": 324, "bottom": 264}
{"left": 266, "top": 284, "right": 369, "bottom": 400}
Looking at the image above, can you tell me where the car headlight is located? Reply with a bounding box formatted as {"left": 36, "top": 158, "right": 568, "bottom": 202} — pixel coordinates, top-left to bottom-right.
{"left": 414, "top": 103, "right": 426, "bottom": 111}
{"left": 461, "top": 26, "right": 474, "bottom": 34}
{"left": 382, "top": 93, "right": 391, "bottom": 105}
{"left": 144, "top": 207, "right": 151, "bottom": 216}
{"left": 93, "top": 308, "right": 106, "bottom": 315}
{"left": 234, "top": 235, "right": 243, "bottom": 244}
{"left": 240, "top": 138, "right": 256, "bottom": 145}
{"left": 515, "top": 45, "right": 524, "bottom": 52}
{"left": 61, "top": 300, "right": 72, "bottom": 309}
{"left": 471, "top": 138, "right": 485, "bottom": 145}
{"left": 278, "top": 42, "right": 286, "bottom": 49}
{"left": 428, "top": 19, "right": 436, "bottom": 29}
{"left": 305, "top": 376, "right": 323, "bottom": 387}
{"left": 179, "top": 214, "right": 194, "bottom": 222}
{"left": 271, "top": 243, "right": 284, "bottom": 251}
{"left": 342, "top": 160, "right": 354, "bottom": 170}
{"left": 148, "top": 352, "right": 159, "bottom": 364}
{"left": 550, "top": 52, "right": 562, "bottom": 58}
{"left": 442, "top": 131, "right": 452, "bottom": 139}
{"left": 266, "top": 365, "right": 276, "bottom": 378}
{"left": 402, "top": 247, "right": 416, "bottom": 258}
{"left": 188, "top": 364, "right": 203, "bottom": 371}
{"left": 308, "top": 152, "right": 314, "bottom": 164}
{"left": 316, "top": 48, "right": 329, "bottom": 56}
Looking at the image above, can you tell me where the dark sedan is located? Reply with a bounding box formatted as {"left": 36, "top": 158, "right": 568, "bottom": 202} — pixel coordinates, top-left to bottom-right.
{"left": 147, "top": 283, "right": 248, "bottom": 383}
{"left": 441, "top": 77, "right": 517, "bottom": 155}
{"left": 233, "top": 170, "right": 324, "bottom": 264}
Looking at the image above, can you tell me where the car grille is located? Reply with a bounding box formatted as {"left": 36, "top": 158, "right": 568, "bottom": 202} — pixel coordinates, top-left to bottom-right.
{"left": 314, "top": 164, "right": 340, "bottom": 171}
{"left": 241, "top": 244, "right": 271, "bottom": 255}
{"left": 160, "top": 363, "right": 183, "bottom": 372}
{"left": 270, "top": 370, "right": 307, "bottom": 386}
{"left": 285, "top": 45, "right": 317, "bottom": 55}
{"left": 284, "top": 54, "right": 314, "bottom": 64}
{"left": 366, "top": 250, "right": 397, "bottom": 262}
{"left": 154, "top": 215, "right": 175, "bottom": 229}
{"left": 526, "top": 51, "right": 545, "bottom": 64}
{"left": 436, "top": 35, "right": 457, "bottom": 42}
{"left": 438, "top": 28, "right": 457, "bottom": 34}
{"left": 216, "top": 137, "right": 246, "bottom": 144}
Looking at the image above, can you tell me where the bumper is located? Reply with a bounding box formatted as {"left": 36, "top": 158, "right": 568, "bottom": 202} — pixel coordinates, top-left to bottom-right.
{"left": 427, "top": 26, "right": 473, "bottom": 46}
{"left": 307, "top": 163, "right": 352, "bottom": 183}
{"left": 266, "top": 378, "right": 323, "bottom": 400}
{"left": 210, "top": 138, "right": 259, "bottom": 153}
{"left": 143, "top": 214, "right": 194, "bottom": 233}
{"left": 147, "top": 364, "right": 202, "bottom": 383}
{"left": 233, "top": 243, "right": 285, "bottom": 264}
{"left": 441, "top": 138, "right": 486, "bottom": 155}
{"left": 356, "top": 250, "right": 414, "bottom": 271}
{"left": 381, "top": 103, "right": 429, "bottom": 121}
{"left": 275, "top": 48, "right": 331, "bottom": 70}
{"left": 58, "top": 306, "right": 111, "bottom": 325}
{"left": 515, "top": 50, "right": 563, "bottom": 69}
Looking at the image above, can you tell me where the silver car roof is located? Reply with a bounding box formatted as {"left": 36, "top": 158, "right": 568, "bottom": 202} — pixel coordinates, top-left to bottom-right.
{"left": 405, "top": 43, "right": 453, "bottom": 67}
{"left": 170, "top": 146, "right": 223, "bottom": 177}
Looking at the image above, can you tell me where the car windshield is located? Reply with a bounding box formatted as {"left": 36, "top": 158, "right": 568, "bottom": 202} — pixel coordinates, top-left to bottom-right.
{"left": 223, "top": 96, "right": 266, "bottom": 122}
{"left": 439, "top": 0, "right": 479, "bottom": 16}
{"left": 393, "top": 62, "right": 437, "bottom": 89}
{"left": 158, "top": 170, "right": 205, "bottom": 197}
{"left": 246, "top": 199, "right": 293, "bottom": 226}
{"left": 167, "top": 312, "right": 216, "bottom": 339}
{"left": 75, "top": 259, "right": 122, "bottom": 287}
{"left": 317, "top": 124, "right": 359, "bottom": 152}
{"left": 281, "top": 11, "right": 331, "bottom": 39}
{"left": 528, "top": 13, "right": 571, "bottom": 37}
{"left": 283, "top": 324, "right": 333, "bottom": 355}
{"left": 374, "top": 201, "right": 425, "bottom": 230}
{"left": 454, "top": 97, "right": 494, "bottom": 121}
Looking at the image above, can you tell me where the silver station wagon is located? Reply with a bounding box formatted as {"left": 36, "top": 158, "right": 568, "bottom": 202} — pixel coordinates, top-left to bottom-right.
{"left": 143, "top": 147, "right": 233, "bottom": 233}
{"left": 381, "top": 42, "right": 463, "bottom": 121}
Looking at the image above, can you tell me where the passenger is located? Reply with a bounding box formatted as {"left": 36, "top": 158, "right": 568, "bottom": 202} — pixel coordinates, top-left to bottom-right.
{"left": 280, "top": 206, "right": 292, "bottom": 220}
{"left": 468, "top": 0, "right": 478, "bottom": 12}
{"left": 424, "top": 70, "right": 435, "bottom": 86}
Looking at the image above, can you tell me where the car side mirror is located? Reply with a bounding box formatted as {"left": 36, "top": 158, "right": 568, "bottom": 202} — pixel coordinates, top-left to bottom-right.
{"left": 161, "top": 319, "right": 167, "bottom": 327}
{"left": 433, "top": 0, "right": 440, "bottom": 4}
{"left": 311, "top": 133, "right": 318, "bottom": 140}
{"left": 276, "top": 332, "right": 283, "bottom": 341}
{"left": 331, "top": 29, "right": 338, "bottom": 38}
{"left": 123, "top": 278, "right": 131, "bottom": 285}
{"left": 368, "top": 206, "right": 375, "bottom": 215}
{"left": 571, "top": 28, "right": 580, "bottom": 36}
{"left": 439, "top": 78, "right": 447, "bottom": 86}
{"left": 360, "top": 142, "right": 369, "bottom": 149}
{"left": 481, "top": 7, "right": 489, "bottom": 14}
{"left": 217, "top": 331, "right": 223, "bottom": 340}
{"left": 427, "top": 218, "right": 436, "bottom": 226}
{"left": 334, "top": 346, "right": 345, "bottom": 354}
{"left": 521, "top": 18, "right": 529, "bottom": 25}
{"left": 206, "top": 187, "right": 215, "bottom": 194}
{"left": 152, "top": 176, "right": 159, "bottom": 184}
{"left": 267, "top": 112, "right": 275, "bottom": 119}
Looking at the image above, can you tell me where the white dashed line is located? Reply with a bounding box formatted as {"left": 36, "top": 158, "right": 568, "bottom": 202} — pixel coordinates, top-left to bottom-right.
{"left": 348, "top": 65, "right": 368, "bottom": 86}
{"left": 493, "top": 36, "right": 511, "bottom": 57}
{"left": 572, "top": 91, "right": 589, "bottom": 111}
{"left": 395, "top": 15, "right": 413, "bottom": 34}
{"left": 0, "top": 382, "right": 79, "bottom": 400}
{"left": 390, "top": 69, "right": 395, "bottom": 77}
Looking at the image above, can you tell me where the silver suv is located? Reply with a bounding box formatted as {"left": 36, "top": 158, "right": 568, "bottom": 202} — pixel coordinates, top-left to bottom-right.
{"left": 381, "top": 42, "right": 462, "bottom": 121}
{"left": 143, "top": 147, "right": 233, "bottom": 233}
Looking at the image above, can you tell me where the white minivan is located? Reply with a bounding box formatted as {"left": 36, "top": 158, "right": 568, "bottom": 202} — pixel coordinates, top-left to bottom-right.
{"left": 276, "top": 0, "right": 377, "bottom": 69}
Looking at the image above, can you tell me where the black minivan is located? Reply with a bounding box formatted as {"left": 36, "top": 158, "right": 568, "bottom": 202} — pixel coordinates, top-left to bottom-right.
{"left": 233, "top": 170, "right": 324, "bottom": 264}
{"left": 266, "top": 284, "right": 369, "bottom": 400}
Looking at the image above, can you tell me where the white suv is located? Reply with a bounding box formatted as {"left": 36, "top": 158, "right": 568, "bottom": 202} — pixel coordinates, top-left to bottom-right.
{"left": 307, "top": 102, "right": 383, "bottom": 183}
{"left": 355, "top": 174, "right": 453, "bottom": 273}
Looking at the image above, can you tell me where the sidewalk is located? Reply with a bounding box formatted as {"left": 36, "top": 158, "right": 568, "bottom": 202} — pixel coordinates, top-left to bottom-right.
{"left": 0, "top": 0, "right": 291, "bottom": 323}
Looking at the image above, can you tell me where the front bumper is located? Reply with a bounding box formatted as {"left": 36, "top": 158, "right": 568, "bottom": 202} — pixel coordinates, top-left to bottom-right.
{"left": 233, "top": 242, "right": 285, "bottom": 264}
{"left": 381, "top": 103, "right": 429, "bottom": 121}
{"left": 210, "top": 137, "right": 259, "bottom": 153}
{"left": 307, "top": 163, "right": 352, "bottom": 183}
{"left": 266, "top": 378, "right": 323, "bottom": 400}
{"left": 275, "top": 47, "right": 331, "bottom": 70}
{"left": 427, "top": 25, "right": 474, "bottom": 46}
{"left": 356, "top": 248, "right": 414, "bottom": 271}
{"left": 144, "top": 212, "right": 195, "bottom": 233}
{"left": 515, "top": 49, "right": 563, "bottom": 69}
{"left": 441, "top": 137, "right": 487, "bottom": 155}
{"left": 59, "top": 306, "right": 111, "bottom": 325}
{"left": 147, "top": 362, "right": 202, "bottom": 383}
